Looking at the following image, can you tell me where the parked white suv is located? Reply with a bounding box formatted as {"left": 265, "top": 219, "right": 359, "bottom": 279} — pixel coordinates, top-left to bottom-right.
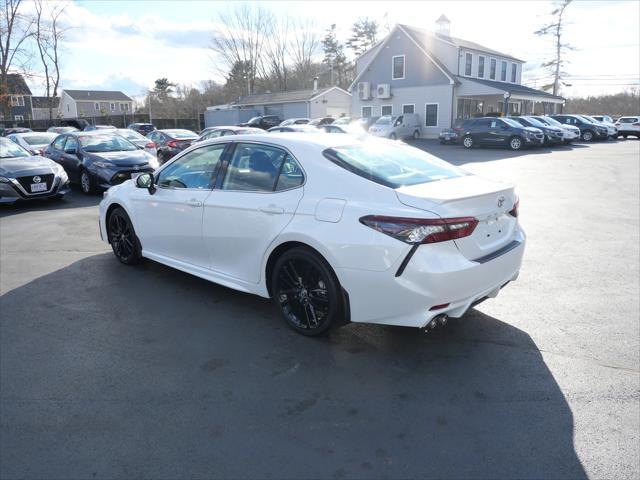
{"left": 615, "top": 116, "right": 640, "bottom": 138}
{"left": 368, "top": 114, "right": 421, "bottom": 140}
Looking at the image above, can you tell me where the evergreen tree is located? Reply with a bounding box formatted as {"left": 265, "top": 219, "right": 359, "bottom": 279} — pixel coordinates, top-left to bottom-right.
{"left": 321, "top": 24, "right": 350, "bottom": 89}
{"left": 346, "top": 18, "right": 379, "bottom": 57}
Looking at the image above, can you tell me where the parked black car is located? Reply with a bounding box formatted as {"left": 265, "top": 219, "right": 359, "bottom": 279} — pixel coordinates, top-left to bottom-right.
{"left": 146, "top": 129, "right": 198, "bottom": 164}
{"left": 510, "top": 116, "right": 565, "bottom": 145}
{"left": 238, "top": 115, "right": 281, "bottom": 130}
{"left": 459, "top": 117, "right": 544, "bottom": 150}
{"left": 127, "top": 123, "right": 156, "bottom": 135}
{"left": 0, "top": 137, "right": 70, "bottom": 204}
{"left": 307, "top": 117, "right": 335, "bottom": 127}
{"left": 550, "top": 114, "right": 608, "bottom": 142}
{"left": 43, "top": 132, "right": 155, "bottom": 194}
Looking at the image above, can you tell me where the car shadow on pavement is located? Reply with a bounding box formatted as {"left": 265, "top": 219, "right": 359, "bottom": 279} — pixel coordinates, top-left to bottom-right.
{"left": 406, "top": 139, "right": 596, "bottom": 166}
{"left": 1, "top": 253, "right": 587, "bottom": 480}
{"left": 0, "top": 190, "right": 101, "bottom": 218}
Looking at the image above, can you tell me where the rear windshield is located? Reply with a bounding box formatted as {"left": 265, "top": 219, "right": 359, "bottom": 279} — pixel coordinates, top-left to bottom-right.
{"left": 163, "top": 129, "right": 197, "bottom": 138}
{"left": 22, "top": 133, "right": 57, "bottom": 145}
{"left": 619, "top": 117, "right": 638, "bottom": 123}
{"left": 323, "top": 142, "right": 465, "bottom": 189}
{"left": 79, "top": 135, "right": 138, "bottom": 152}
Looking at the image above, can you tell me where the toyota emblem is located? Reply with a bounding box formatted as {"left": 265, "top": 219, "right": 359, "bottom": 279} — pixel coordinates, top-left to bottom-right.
{"left": 33, "top": 176, "right": 41, "bottom": 183}
{"left": 497, "top": 195, "right": 505, "bottom": 208}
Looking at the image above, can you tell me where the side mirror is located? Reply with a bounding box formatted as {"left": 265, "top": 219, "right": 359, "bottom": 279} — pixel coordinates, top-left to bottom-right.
{"left": 136, "top": 172, "right": 156, "bottom": 194}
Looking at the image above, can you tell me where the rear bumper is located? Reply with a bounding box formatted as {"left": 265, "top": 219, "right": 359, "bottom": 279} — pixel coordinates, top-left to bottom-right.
{"left": 336, "top": 229, "right": 526, "bottom": 328}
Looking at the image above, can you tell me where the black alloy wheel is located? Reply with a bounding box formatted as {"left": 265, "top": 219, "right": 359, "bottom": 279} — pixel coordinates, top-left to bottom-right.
{"left": 271, "top": 247, "right": 343, "bottom": 336}
{"left": 108, "top": 207, "right": 142, "bottom": 265}
{"left": 80, "top": 169, "right": 95, "bottom": 194}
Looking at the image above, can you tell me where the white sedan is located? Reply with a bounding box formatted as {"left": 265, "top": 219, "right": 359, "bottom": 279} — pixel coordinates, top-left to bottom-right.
{"left": 99, "top": 134, "right": 525, "bottom": 335}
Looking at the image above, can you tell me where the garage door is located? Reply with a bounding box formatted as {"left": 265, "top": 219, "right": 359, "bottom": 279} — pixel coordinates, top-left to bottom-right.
{"left": 326, "top": 106, "right": 350, "bottom": 117}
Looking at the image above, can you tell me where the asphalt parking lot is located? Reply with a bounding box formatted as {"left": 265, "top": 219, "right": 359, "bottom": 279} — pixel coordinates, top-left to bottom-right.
{"left": 1, "top": 139, "right": 638, "bottom": 479}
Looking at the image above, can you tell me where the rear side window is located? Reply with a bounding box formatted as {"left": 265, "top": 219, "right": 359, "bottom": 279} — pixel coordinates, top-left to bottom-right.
{"left": 323, "top": 142, "right": 465, "bottom": 189}
{"left": 275, "top": 156, "right": 304, "bottom": 191}
{"left": 222, "top": 143, "right": 293, "bottom": 192}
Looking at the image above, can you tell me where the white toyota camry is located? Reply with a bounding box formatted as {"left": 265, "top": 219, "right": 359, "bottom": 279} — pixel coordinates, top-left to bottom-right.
{"left": 99, "top": 133, "right": 525, "bottom": 336}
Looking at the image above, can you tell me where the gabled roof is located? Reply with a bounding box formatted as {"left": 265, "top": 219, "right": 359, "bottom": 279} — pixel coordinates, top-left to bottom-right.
{"left": 459, "top": 76, "right": 564, "bottom": 100}
{"left": 234, "top": 86, "right": 350, "bottom": 106}
{"left": 31, "top": 96, "right": 60, "bottom": 108}
{"left": 6, "top": 74, "right": 32, "bottom": 95}
{"left": 63, "top": 90, "right": 133, "bottom": 102}
{"left": 401, "top": 24, "right": 524, "bottom": 63}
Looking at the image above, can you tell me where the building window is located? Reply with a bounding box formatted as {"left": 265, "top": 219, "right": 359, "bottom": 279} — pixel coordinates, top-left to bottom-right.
{"left": 14, "top": 114, "right": 24, "bottom": 121}
{"left": 425, "top": 103, "right": 438, "bottom": 127}
{"left": 501, "top": 61, "right": 507, "bottom": 81}
{"left": 456, "top": 99, "right": 484, "bottom": 120}
{"left": 11, "top": 96, "right": 25, "bottom": 107}
{"left": 511, "top": 64, "right": 517, "bottom": 83}
{"left": 478, "top": 56, "right": 485, "bottom": 78}
{"left": 392, "top": 55, "right": 405, "bottom": 80}
{"left": 110, "top": 102, "right": 116, "bottom": 111}
{"left": 121, "top": 103, "right": 129, "bottom": 112}
{"left": 381, "top": 105, "right": 393, "bottom": 116}
{"left": 66, "top": 104, "right": 70, "bottom": 112}
{"left": 361, "top": 106, "right": 372, "bottom": 118}
{"left": 465, "top": 53, "right": 472, "bottom": 76}
{"left": 94, "top": 102, "right": 99, "bottom": 110}
{"left": 402, "top": 104, "right": 415, "bottom": 114}
{"left": 490, "top": 59, "right": 497, "bottom": 80}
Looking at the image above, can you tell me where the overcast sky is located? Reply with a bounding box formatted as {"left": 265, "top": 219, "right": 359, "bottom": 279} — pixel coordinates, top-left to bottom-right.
{"left": 22, "top": 0, "right": 640, "bottom": 100}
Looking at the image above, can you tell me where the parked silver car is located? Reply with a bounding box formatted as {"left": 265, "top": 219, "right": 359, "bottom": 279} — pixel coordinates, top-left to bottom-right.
{"left": 0, "top": 137, "right": 70, "bottom": 204}
{"left": 7, "top": 132, "right": 58, "bottom": 156}
{"left": 368, "top": 114, "right": 422, "bottom": 140}
{"left": 114, "top": 128, "right": 158, "bottom": 160}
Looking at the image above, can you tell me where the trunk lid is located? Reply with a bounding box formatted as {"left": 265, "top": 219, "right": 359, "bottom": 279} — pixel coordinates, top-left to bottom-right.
{"left": 395, "top": 175, "right": 518, "bottom": 260}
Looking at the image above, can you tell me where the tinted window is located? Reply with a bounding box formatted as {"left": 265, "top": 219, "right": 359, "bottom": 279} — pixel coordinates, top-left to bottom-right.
{"left": 222, "top": 143, "right": 288, "bottom": 192}
{"left": 158, "top": 144, "right": 226, "bottom": 189}
{"left": 52, "top": 135, "right": 66, "bottom": 150}
{"left": 323, "top": 142, "right": 465, "bottom": 189}
{"left": 275, "top": 155, "right": 304, "bottom": 191}
{"left": 64, "top": 137, "right": 78, "bottom": 153}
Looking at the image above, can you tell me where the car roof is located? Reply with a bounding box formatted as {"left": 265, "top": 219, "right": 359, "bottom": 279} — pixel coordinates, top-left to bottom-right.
{"left": 193, "top": 132, "right": 381, "bottom": 151}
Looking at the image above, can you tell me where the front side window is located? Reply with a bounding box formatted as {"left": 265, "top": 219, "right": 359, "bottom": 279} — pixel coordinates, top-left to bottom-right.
{"left": 425, "top": 104, "right": 438, "bottom": 127}
{"left": 478, "top": 56, "right": 485, "bottom": 77}
{"left": 402, "top": 104, "right": 414, "bottom": 114}
{"left": 64, "top": 137, "right": 78, "bottom": 153}
{"left": 465, "top": 53, "right": 472, "bottom": 76}
{"left": 323, "top": 142, "right": 465, "bottom": 189}
{"left": 158, "top": 144, "right": 226, "bottom": 189}
{"left": 392, "top": 55, "right": 405, "bottom": 80}
{"left": 501, "top": 61, "right": 507, "bottom": 81}
{"left": 381, "top": 105, "right": 393, "bottom": 116}
{"left": 52, "top": 135, "right": 66, "bottom": 150}
{"left": 222, "top": 143, "right": 290, "bottom": 192}
{"left": 490, "top": 59, "right": 497, "bottom": 80}
{"left": 511, "top": 63, "right": 517, "bottom": 82}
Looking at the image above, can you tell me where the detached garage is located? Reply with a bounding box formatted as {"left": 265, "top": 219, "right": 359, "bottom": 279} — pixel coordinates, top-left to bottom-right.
{"left": 204, "top": 86, "right": 352, "bottom": 128}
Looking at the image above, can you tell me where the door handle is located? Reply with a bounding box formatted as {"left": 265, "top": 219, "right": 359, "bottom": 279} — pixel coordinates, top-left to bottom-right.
{"left": 186, "top": 199, "right": 202, "bottom": 207}
{"left": 260, "top": 205, "right": 284, "bottom": 215}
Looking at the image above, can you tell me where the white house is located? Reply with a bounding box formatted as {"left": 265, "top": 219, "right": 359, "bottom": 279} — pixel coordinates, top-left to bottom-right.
{"left": 350, "top": 16, "right": 565, "bottom": 137}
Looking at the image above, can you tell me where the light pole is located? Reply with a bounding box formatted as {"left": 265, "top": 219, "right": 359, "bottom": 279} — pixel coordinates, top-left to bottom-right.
{"left": 502, "top": 92, "right": 511, "bottom": 117}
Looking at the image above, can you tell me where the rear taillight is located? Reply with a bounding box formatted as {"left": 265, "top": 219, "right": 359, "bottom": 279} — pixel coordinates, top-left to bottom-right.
{"left": 145, "top": 142, "right": 156, "bottom": 149}
{"left": 509, "top": 198, "right": 519, "bottom": 218}
{"left": 360, "top": 215, "right": 478, "bottom": 245}
{"left": 167, "top": 140, "right": 178, "bottom": 148}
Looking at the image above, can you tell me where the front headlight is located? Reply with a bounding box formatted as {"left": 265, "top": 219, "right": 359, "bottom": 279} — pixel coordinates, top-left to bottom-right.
{"left": 0, "top": 175, "right": 11, "bottom": 183}
{"left": 92, "top": 161, "right": 115, "bottom": 168}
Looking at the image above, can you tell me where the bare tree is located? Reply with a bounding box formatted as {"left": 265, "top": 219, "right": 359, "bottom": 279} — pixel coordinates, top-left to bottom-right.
{"left": 262, "top": 15, "right": 290, "bottom": 91}
{"left": 535, "top": 0, "right": 573, "bottom": 96}
{"left": 290, "top": 18, "right": 320, "bottom": 88}
{"left": 0, "top": 0, "right": 34, "bottom": 120}
{"left": 210, "top": 3, "right": 271, "bottom": 96}
{"left": 33, "top": 0, "right": 67, "bottom": 121}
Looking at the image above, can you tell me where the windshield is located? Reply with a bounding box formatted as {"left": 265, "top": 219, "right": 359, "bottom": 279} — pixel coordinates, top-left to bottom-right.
{"left": 22, "top": 133, "right": 57, "bottom": 145}
{"left": 164, "top": 129, "right": 197, "bottom": 138}
{"left": 116, "top": 129, "right": 145, "bottom": 141}
{"left": 375, "top": 116, "right": 395, "bottom": 126}
{"left": 502, "top": 118, "right": 523, "bottom": 128}
{"left": 79, "top": 135, "right": 138, "bottom": 152}
{"left": 536, "top": 116, "right": 561, "bottom": 127}
{"left": 248, "top": 117, "right": 261, "bottom": 123}
{"left": 523, "top": 117, "right": 545, "bottom": 128}
{"left": 0, "top": 138, "right": 31, "bottom": 158}
{"left": 323, "top": 142, "right": 465, "bottom": 189}
{"left": 582, "top": 115, "right": 599, "bottom": 123}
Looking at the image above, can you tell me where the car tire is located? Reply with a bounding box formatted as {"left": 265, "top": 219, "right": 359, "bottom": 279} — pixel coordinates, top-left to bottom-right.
{"left": 462, "top": 135, "right": 474, "bottom": 148}
{"left": 271, "top": 246, "right": 345, "bottom": 336}
{"left": 107, "top": 207, "right": 143, "bottom": 265}
{"left": 412, "top": 130, "right": 420, "bottom": 140}
{"left": 582, "top": 130, "right": 594, "bottom": 142}
{"left": 508, "top": 136, "right": 524, "bottom": 151}
{"left": 80, "top": 169, "right": 96, "bottom": 195}
{"left": 389, "top": 133, "right": 397, "bottom": 140}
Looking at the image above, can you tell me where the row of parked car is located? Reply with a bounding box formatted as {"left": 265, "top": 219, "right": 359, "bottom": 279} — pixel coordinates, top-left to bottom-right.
{"left": 439, "top": 114, "right": 640, "bottom": 151}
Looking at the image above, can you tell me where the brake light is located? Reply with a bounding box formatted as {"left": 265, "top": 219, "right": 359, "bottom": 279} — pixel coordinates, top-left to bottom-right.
{"left": 145, "top": 142, "right": 156, "bottom": 149}
{"left": 360, "top": 215, "right": 478, "bottom": 244}
{"left": 509, "top": 198, "right": 519, "bottom": 218}
{"left": 167, "top": 140, "right": 178, "bottom": 148}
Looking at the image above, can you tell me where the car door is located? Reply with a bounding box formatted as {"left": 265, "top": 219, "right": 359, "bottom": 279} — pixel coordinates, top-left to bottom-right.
{"left": 131, "top": 143, "right": 228, "bottom": 267}
{"left": 45, "top": 134, "right": 66, "bottom": 163}
{"left": 202, "top": 142, "right": 304, "bottom": 283}
{"left": 59, "top": 136, "right": 83, "bottom": 181}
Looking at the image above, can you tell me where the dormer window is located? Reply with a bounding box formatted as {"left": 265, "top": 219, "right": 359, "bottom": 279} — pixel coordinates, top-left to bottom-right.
{"left": 501, "top": 61, "right": 507, "bottom": 81}
{"left": 478, "top": 56, "right": 485, "bottom": 78}
{"left": 392, "top": 55, "right": 405, "bottom": 80}
{"left": 464, "top": 53, "right": 472, "bottom": 76}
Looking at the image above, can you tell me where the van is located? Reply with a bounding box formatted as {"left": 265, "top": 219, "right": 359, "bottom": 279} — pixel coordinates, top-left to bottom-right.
{"left": 368, "top": 114, "right": 421, "bottom": 140}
